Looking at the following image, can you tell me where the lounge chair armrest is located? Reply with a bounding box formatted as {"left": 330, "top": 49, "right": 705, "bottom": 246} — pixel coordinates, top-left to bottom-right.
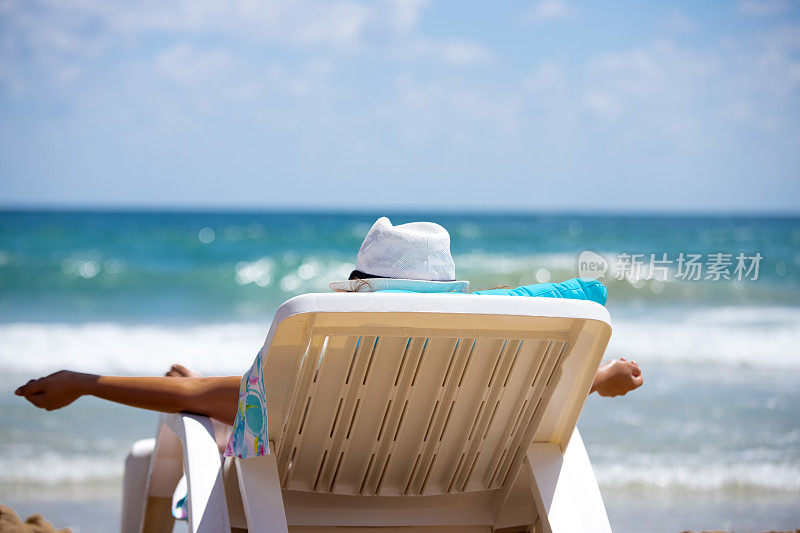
{"left": 234, "top": 455, "right": 289, "bottom": 532}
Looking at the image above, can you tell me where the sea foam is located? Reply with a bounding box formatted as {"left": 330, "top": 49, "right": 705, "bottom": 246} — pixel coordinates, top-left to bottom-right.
{"left": 2, "top": 448, "right": 797, "bottom": 495}
{"left": 594, "top": 460, "right": 800, "bottom": 493}
{"left": 609, "top": 305, "right": 800, "bottom": 368}
{"left": 2, "top": 305, "right": 799, "bottom": 376}
{"left": 0, "top": 322, "right": 267, "bottom": 375}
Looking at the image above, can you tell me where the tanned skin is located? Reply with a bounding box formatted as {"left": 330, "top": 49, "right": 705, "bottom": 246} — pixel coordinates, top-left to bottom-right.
{"left": 16, "top": 372, "right": 241, "bottom": 426}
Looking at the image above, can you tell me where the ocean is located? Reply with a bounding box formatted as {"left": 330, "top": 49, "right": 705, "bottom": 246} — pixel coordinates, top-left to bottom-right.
{"left": 1, "top": 210, "right": 798, "bottom": 532}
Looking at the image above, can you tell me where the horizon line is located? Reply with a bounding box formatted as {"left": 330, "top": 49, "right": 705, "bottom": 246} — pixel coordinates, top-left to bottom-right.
{"left": 1, "top": 203, "right": 799, "bottom": 218}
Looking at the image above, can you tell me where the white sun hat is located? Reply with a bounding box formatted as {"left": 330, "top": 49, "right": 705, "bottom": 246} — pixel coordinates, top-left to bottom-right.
{"left": 329, "top": 217, "right": 469, "bottom": 293}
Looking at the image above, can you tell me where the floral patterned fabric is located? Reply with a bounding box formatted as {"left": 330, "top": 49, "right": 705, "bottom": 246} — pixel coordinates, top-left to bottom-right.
{"left": 224, "top": 347, "right": 268, "bottom": 457}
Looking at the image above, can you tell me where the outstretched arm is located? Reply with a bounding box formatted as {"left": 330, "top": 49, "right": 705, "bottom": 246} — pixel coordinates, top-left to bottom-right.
{"left": 15, "top": 356, "right": 642, "bottom": 425}
{"left": 590, "top": 357, "right": 643, "bottom": 397}
{"left": 15, "top": 371, "right": 240, "bottom": 426}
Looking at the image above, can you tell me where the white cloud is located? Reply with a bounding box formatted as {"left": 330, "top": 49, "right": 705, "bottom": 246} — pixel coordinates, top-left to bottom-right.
{"left": 380, "top": 0, "right": 431, "bottom": 33}
{"left": 523, "top": 0, "right": 574, "bottom": 23}
{"left": 437, "top": 41, "right": 493, "bottom": 66}
{"left": 154, "top": 44, "right": 237, "bottom": 86}
{"left": 509, "top": 28, "right": 800, "bottom": 157}
{"left": 581, "top": 92, "right": 620, "bottom": 118}
{"left": 737, "top": 0, "right": 793, "bottom": 17}
{"left": 663, "top": 10, "right": 696, "bottom": 33}
{"left": 0, "top": 0, "right": 490, "bottom": 97}
{"left": 401, "top": 39, "right": 493, "bottom": 66}
{"left": 760, "top": 22, "right": 800, "bottom": 50}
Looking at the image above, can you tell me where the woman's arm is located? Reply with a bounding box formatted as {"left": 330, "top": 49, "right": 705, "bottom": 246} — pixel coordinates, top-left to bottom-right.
{"left": 16, "top": 356, "right": 642, "bottom": 426}
{"left": 15, "top": 371, "right": 241, "bottom": 426}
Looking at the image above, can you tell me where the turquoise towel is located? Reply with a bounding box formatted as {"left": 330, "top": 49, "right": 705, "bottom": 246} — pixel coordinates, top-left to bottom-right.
{"left": 471, "top": 277, "right": 607, "bottom": 305}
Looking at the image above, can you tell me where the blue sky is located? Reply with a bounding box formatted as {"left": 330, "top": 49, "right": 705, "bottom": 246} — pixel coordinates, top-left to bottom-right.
{"left": 1, "top": 0, "right": 798, "bottom": 212}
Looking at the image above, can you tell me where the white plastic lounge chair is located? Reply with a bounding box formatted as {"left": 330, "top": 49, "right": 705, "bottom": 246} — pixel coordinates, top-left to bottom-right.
{"left": 126, "top": 292, "right": 613, "bottom": 533}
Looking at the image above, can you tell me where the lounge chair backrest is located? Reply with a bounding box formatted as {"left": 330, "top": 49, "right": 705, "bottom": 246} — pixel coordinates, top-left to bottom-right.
{"left": 260, "top": 293, "right": 611, "bottom": 498}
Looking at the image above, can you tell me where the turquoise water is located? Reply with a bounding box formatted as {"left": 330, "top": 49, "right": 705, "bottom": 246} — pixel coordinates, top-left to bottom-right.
{"left": 2, "top": 211, "right": 798, "bottom": 321}
{"left": 1, "top": 210, "right": 799, "bottom": 531}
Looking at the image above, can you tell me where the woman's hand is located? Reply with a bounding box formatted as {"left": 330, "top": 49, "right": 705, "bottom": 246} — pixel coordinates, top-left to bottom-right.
{"left": 591, "top": 357, "right": 643, "bottom": 397}
{"left": 15, "top": 370, "right": 89, "bottom": 411}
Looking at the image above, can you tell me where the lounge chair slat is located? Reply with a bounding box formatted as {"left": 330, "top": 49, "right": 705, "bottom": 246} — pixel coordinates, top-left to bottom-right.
{"left": 410, "top": 338, "right": 472, "bottom": 495}
{"left": 458, "top": 339, "right": 528, "bottom": 492}
{"left": 494, "top": 339, "right": 570, "bottom": 491}
{"left": 307, "top": 334, "right": 376, "bottom": 493}
{"left": 276, "top": 332, "right": 325, "bottom": 480}
{"left": 485, "top": 339, "right": 551, "bottom": 488}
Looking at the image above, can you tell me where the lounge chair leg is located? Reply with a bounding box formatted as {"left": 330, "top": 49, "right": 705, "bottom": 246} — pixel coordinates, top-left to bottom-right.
{"left": 524, "top": 428, "right": 611, "bottom": 533}
{"left": 121, "top": 438, "right": 156, "bottom": 533}
{"left": 234, "top": 456, "right": 288, "bottom": 533}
